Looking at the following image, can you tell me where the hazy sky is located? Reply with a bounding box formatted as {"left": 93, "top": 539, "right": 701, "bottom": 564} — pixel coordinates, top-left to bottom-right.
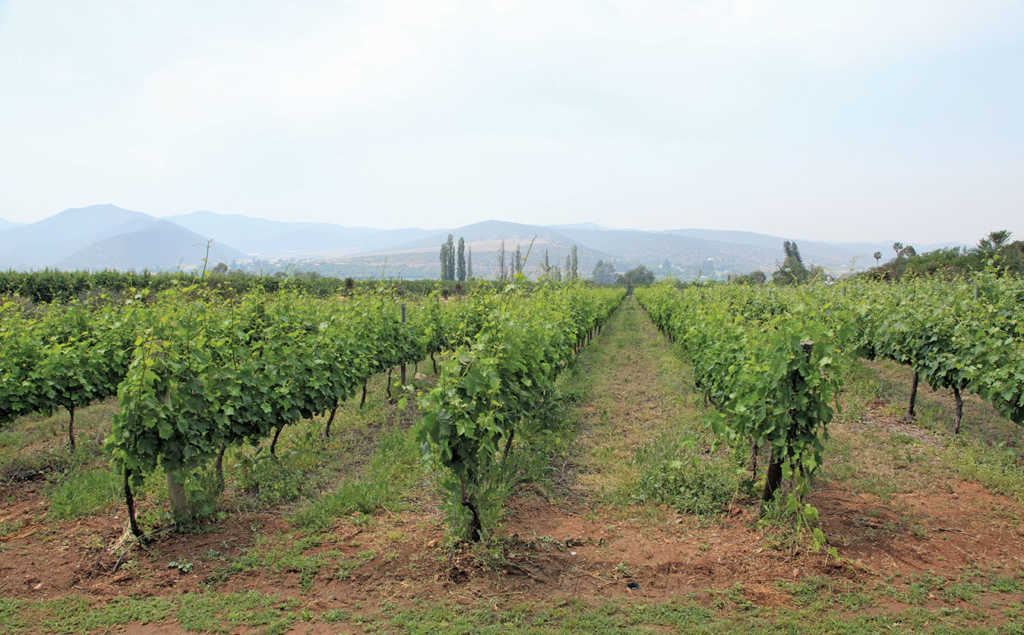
{"left": 1, "top": 1, "right": 1022, "bottom": 243}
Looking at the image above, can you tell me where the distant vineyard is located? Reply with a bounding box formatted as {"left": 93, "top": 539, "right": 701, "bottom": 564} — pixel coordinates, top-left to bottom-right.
{"left": 0, "top": 269, "right": 511, "bottom": 304}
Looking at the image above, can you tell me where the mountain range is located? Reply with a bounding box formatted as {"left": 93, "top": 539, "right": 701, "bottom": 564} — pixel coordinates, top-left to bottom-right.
{"left": 0, "top": 204, "right": 954, "bottom": 278}
{"left": 168, "top": 211, "right": 432, "bottom": 258}
{"left": 0, "top": 205, "right": 244, "bottom": 271}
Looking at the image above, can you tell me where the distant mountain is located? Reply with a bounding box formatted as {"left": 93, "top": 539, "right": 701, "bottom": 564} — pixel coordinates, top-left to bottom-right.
{"left": 168, "top": 211, "right": 433, "bottom": 257}
{"left": 340, "top": 222, "right": 917, "bottom": 280}
{"left": 552, "top": 227, "right": 779, "bottom": 277}
{"left": 664, "top": 229, "right": 892, "bottom": 272}
{"left": 58, "top": 221, "right": 246, "bottom": 271}
{"left": 389, "top": 220, "right": 571, "bottom": 250}
{"left": 0, "top": 204, "right": 249, "bottom": 272}
{"left": 0, "top": 204, "right": 157, "bottom": 269}
{"left": 546, "top": 222, "right": 607, "bottom": 231}
{"left": 665, "top": 228, "right": 812, "bottom": 250}
{"left": 4, "top": 205, "right": 959, "bottom": 279}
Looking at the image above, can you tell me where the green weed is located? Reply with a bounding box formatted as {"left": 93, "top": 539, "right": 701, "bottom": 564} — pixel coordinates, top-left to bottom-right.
{"left": 291, "top": 427, "right": 422, "bottom": 531}
{"left": 46, "top": 467, "right": 120, "bottom": 520}
{"left": 629, "top": 432, "right": 737, "bottom": 516}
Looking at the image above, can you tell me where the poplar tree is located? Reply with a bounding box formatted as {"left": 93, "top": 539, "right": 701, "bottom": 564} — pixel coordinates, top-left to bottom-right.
{"left": 514, "top": 244, "right": 523, "bottom": 275}
{"left": 446, "top": 234, "right": 456, "bottom": 281}
{"left": 498, "top": 241, "right": 506, "bottom": 280}
{"left": 439, "top": 241, "right": 450, "bottom": 280}
{"left": 456, "top": 237, "right": 466, "bottom": 281}
{"left": 467, "top": 247, "right": 473, "bottom": 279}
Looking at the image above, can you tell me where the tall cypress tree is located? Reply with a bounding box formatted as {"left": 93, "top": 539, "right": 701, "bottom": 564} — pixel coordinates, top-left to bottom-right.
{"left": 565, "top": 254, "right": 571, "bottom": 279}
{"left": 514, "top": 244, "right": 522, "bottom": 275}
{"left": 446, "top": 234, "right": 455, "bottom": 281}
{"left": 439, "top": 242, "right": 449, "bottom": 280}
{"left": 543, "top": 249, "right": 550, "bottom": 274}
{"left": 456, "top": 237, "right": 466, "bottom": 281}
{"left": 467, "top": 247, "right": 473, "bottom": 279}
{"left": 570, "top": 245, "right": 578, "bottom": 279}
{"left": 498, "top": 241, "right": 506, "bottom": 280}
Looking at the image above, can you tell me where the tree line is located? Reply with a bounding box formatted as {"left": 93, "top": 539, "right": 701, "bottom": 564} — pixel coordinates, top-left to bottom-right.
{"left": 439, "top": 237, "right": 587, "bottom": 281}
{"left": 866, "top": 230, "right": 1023, "bottom": 281}
{"left": 439, "top": 234, "right": 472, "bottom": 282}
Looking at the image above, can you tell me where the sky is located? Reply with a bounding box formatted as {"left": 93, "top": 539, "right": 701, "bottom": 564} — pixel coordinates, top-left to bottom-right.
{"left": 1, "top": 1, "right": 1022, "bottom": 244}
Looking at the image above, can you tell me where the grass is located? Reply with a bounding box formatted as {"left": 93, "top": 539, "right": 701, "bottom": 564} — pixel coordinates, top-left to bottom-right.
{"left": 563, "top": 297, "right": 737, "bottom": 514}
{"left": 5, "top": 582, "right": 1021, "bottom": 633}
{"left": 823, "top": 355, "right": 1024, "bottom": 506}
{"left": 0, "top": 591, "right": 302, "bottom": 634}
{"left": 626, "top": 313, "right": 740, "bottom": 515}
{"left": 942, "top": 440, "right": 1024, "bottom": 504}
{"left": 336, "top": 549, "right": 376, "bottom": 580}
{"left": 0, "top": 353, "right": 434, "bottom": 532}
{"left": 564, "top": 300, "right": 661, "bottom": 497}
{"left": 291, "top": 425, "right": 424, "bottom": 531}
{"left": 46, "top": 466, "right": 120, "bottom": 520}
{"left": 223, "top": 366, "right": 429, "bottom": 516}
{"left": 0, "top": 399, "right": 120, "bottom": 470}
{"left": 175, "top": 591, "right": 301, "bottom": 633}
{"left": 629, "top": 432, "right": 737, "bottom": 515}
{"left": 208, "top": 532, "right": 342, "bottom": 592}
{"left": 866, "top": 358, "right": 1023, "bottom": 451}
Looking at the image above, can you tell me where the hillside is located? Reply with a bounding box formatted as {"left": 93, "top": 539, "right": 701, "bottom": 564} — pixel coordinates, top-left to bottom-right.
{"left": 339, "top": 221, "right": 911, "bottom": 280}
{"left": 666, "top": 229, "right": 893, "bottom": 272}
{"left": 0, "top": 204, "right": 155, "bottom": 268}
{"left": 327, "top": 220, "right": 613, "bottom": 279}
{"left": 341, "top": 221, "right": 872, "bottom": 280}
{"left": 553, "top": 227, "right": 780, "bottom": 278}
{"left": 0, "top": 205, "right": 247, "bottom": 272}
{"left": 57, "top": 221, "right": 247, "bottom": 272}
{"left": 168, "top": 211, "right": 433, "bottom": 257}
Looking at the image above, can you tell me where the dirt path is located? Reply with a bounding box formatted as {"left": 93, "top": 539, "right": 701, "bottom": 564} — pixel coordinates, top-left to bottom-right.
{"left": 498, "top": 297, "right": 765, "bottom": 598}
{"left": 560, "top": 292, "right": 704, "bottom": 503}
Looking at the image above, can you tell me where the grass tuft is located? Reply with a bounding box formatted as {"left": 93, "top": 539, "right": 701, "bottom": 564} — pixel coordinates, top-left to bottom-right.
{"left": 46, "top": 467, "right": 120, "bottom": 520}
